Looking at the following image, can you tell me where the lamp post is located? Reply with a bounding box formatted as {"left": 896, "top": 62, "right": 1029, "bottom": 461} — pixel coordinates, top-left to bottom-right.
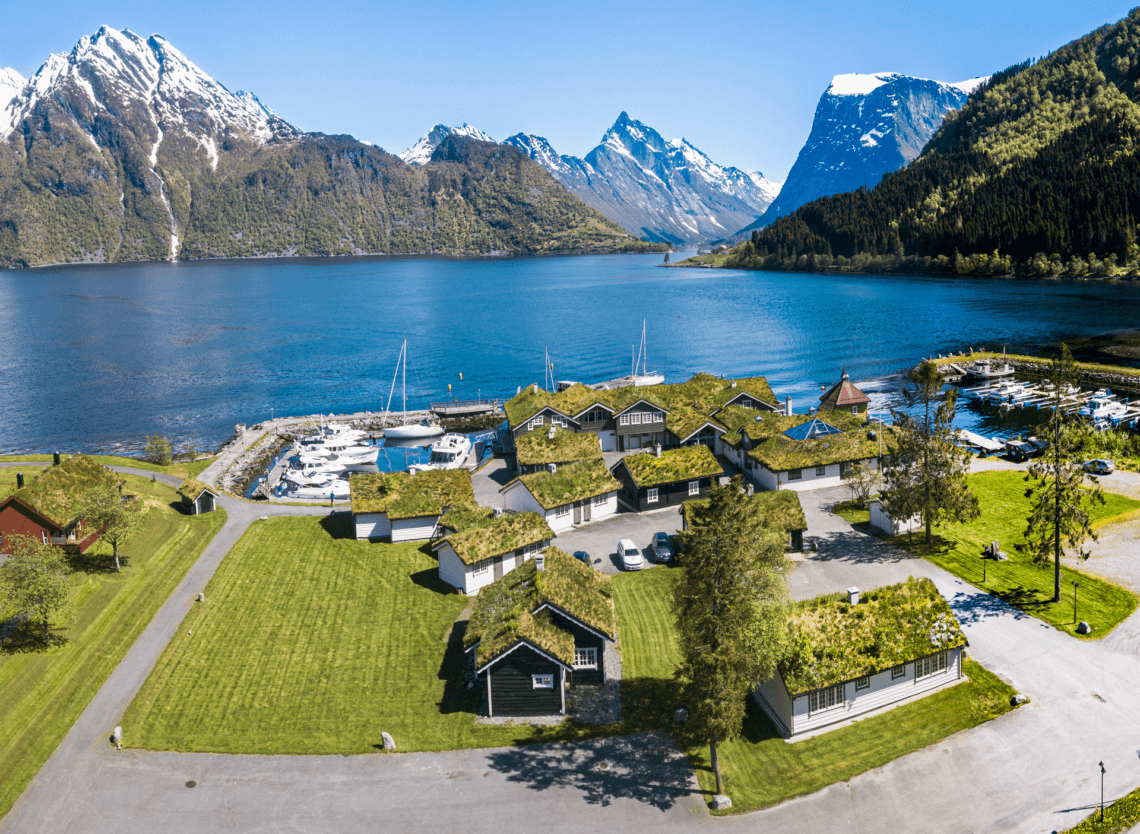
{"left": 1073, "top": 580, "right": 1081, "bottom": 624}
{"left": 1100, "top": 761, "right": 1106, "bottom": 822}
{"left": 981, "top": 551, "right": 987, "bottom": 583}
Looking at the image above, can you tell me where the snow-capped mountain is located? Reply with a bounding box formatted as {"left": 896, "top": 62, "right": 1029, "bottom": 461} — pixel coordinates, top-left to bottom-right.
{"left": 736, "top": 72, "right": 986, "bottom": 237}
{"left": 400, "top": 123, "right": 494, "bottom": 165}
{"left": 0, "top": 68, "right": 24, "bottom": 108}
{"left": 505, "top": 113, "right": 780, "bottom": 244}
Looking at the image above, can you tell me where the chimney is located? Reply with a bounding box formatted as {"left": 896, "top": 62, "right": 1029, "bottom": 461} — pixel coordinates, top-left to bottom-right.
{"left": 547, "top": 425, "right": 556, "bottom": 440}
{"left": 408, "top": 467, "right": 416, "bottom": 476}
{"left": 16, "top": 472, "right": 24, "bottom": 489}
{"left": 847, "top": 587, "right": 860, "bottom": 605}
{"left": 730, "top": 380, "right": 737, "bottom": 388}
{"left": 654, "top": 443, "right": 662, "bottom": 458}
{"left": 785, "top": 396, "right": 792, "bottom": 416}
{"left": 547, "top": 463, "right": 557, "bottom": 474}
{"left": 746, "top": 483, "right": 754, "bottom": 497}
{"left": 493, "top": 507, "right": 504, "bottom": 518}
{"left": 53, "top": 452, "right": 60, "bottom": 466}
{"left": 532, "top": 384, "right": 538, "bottom": 394}
{"left": 809, "top": 406, "right": 816, "bottom": 416}
{"left": 535, "top": 551, "right": 546, "bottom": 572}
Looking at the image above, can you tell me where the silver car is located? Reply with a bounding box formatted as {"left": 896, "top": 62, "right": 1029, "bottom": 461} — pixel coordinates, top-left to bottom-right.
{"left": 618, "top": 538, "right": 645, "bottom": 570}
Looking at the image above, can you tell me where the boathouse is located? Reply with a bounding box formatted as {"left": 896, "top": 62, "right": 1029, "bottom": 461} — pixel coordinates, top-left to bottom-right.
{"left": 434, "top": 511, "right": 554, "bottom": 595}
{"left": 178, "top": 479, "right": 218, "bottom": 515}
{"left": 464, "top": 547, "right": 616, "bottom": 718}
{"left": 499, "top": 460, "right": 620, "bottom": 534}
{"left": 753, "top": 578, "right": 965, "bottom": 738}
{"left": 350, "top": 469, "right": 474, "bottom": 542}
{"left": 610, "top": 445, "right": 724, "bottom": 512}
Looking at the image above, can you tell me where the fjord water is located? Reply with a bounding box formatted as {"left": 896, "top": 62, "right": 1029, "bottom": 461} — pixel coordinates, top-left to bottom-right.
{"left": 4, "top": 253, "right": 1140, "bottom": 454}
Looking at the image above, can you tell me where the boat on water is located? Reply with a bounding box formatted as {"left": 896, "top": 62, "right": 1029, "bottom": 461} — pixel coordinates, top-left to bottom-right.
{"left": 987, "top": 381, "right": 1033, "bottom": 406}
{"left": 1079, "top": 393, "right": 1127, "bottom": 422}
{"left": 964, "top": 349, "right": 1014, "bottom": 380}
{"left": 409, "top": 433, "right": 473, "bottom": 473}
{"left": 383, "top": 339, "right": 445, "bottom": 440}
{"left": 281, "top": 479, "right": 351, "bottom": 500}
{"left": 294, "top": 439, "right": 379, "bottom": 463}
{"left": 562, "top": 319, "right": 665, "bottom": 391}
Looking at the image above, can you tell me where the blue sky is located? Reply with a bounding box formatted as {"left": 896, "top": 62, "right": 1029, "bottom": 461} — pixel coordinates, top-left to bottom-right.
{"left": 2, "top": 1, "right": 1136, "bottom": 178}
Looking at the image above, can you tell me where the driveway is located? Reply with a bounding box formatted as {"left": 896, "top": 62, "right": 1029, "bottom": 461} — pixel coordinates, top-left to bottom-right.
{"left": 554, "top": 505, "right": 684, "bottom": 575}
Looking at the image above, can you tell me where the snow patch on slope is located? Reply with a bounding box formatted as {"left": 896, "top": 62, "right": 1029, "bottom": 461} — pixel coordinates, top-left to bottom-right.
{"left": 948, "top": 76, "right": 989, "bottom": 95}
{"left": 828, "top": 72, "right": 896, "bottom": 96}
{"left": 400, "top": 123, "right": 494, "bottom": 165}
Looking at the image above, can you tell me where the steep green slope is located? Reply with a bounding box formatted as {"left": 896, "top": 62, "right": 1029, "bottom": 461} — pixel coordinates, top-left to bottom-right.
{"left": 719, "top": 9, "right": 1140, "bottom": 277}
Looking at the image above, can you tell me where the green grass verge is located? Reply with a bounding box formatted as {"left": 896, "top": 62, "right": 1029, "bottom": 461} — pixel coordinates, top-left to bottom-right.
{"left": 893, "top": 471, "right": 1140, "bottom": 638}
{"left": 832, "top": 499, "right": 870, "bottom": 526}
{"left": 1060, "top": 782, "right": 1140, "bottom": 833}
{"left": 0, "top": 474, "right": 225, "bottom": 820}
{"left": 0, "top": 455, "right": 213, "bottom": 480}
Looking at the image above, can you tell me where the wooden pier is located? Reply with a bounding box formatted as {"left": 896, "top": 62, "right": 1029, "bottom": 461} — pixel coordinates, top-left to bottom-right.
{"left": 430, "top": 398, "right": 501, "bottom": 418}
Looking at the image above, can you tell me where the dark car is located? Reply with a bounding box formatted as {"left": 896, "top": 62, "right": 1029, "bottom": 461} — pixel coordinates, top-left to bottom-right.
{"left": 651, "top": 532, "right": 675, "bottom": 563}
{"left": 572, "top": 550, "right": 593, "bottom": 567}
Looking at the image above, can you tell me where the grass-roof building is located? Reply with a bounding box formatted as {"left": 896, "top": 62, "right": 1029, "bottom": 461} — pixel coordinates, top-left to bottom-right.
{"left": 350, "top": 470, "right": 474, "bottom": 542}
{"left": 464, "top": 547, "right": 617, "bottom": 718}
{"left": 499, "top": 460, "right": 621, "bottom": 533}
{"left": 683, "top": 487, "right": 808, "bottom": 552}
{"left": 177, "top": 479, "right": 218, "bottom": 515}
{"left": 753, "top": 578, "right": 966, "bottom": 739}
{"left": 514, "top": 425, "right": 604, "bottom": 475}
{"left": 719, "top": 409, "right": 895, "bottom": 492}
{"left": 433, "top": 510, "right": 554, "bottom": 595}
{"left": 610, "top": 445, "right": 724, "bottom": 512}
{"left": 0, "top": 455, "right": 116, "bottom": 555}
{"left": 502, "top": 373, "right": 783, "bottom": 460}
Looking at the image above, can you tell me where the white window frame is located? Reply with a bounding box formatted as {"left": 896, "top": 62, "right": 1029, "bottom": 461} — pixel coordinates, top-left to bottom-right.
{"left": 915, "top": 651, "right": 948, "bottom": 680}
{"left": 619, "top": 414, "right": 630, "bottom": 426}
{"left": 852, "top": 405, "right": 859, "bottom": 414}
{"left": 471, "top": 559, "right": 492, "bottom": 577}
{"left": 855, "top": 675, "right": 870, "bottom": 691}
{"left": 42, "top": 531, "right": 49, "bottom": 545}
{"left": 808, "top": 683, "right": 844, "bottom": 714}
{"left": 532, "top": 674, "right": 553, "bottom": 689}
{"left": 555, "top": 504, "right": 571, "bottom": 517}
{"left": 647, "top": 487, "right": 659, "bottom": 504}
{"left": 815, "top": 465, "right": 827, "bottom": 477}
{"left": 573, "top": 647, "right": 598, "bottom": 669}
{"left": 688, "top": 480, "right": 699, "bottom": 496}
{"left": 631, "top": 412, "right": 642, "bottom": 425}
{"left": 891, "top": 664, "right": 906, "bottom": 680}
{"left": 593, "top": 493, "right": 607, "bottom": 506}
{"left": 788, "top": 468, "right": 802, "bottom": 481}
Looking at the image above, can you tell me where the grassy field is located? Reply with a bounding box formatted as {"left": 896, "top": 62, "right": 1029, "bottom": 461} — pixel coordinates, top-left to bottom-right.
{"left": 0, "top": 474, "right": 225, "bottom": 820}
{"left": 831, "top": 499, "right": 870, "bottom": 526}
{"left": 892, "top": 471, "right": 1139, "bottom": 638}
{"left": 0, "top": 454, "right": 212, "bottom": 480}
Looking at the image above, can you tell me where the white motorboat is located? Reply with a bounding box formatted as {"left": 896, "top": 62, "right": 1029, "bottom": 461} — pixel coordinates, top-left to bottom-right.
{"left": 409, "top": 433, "right": 473, "bottom": 473}
{"left": 964, "top": 349, "right": 1014, "bottom": 380}
{"left": 282, "top": 480, "right": 351, "bottom": 500}
{"left": 1079, "top": 394, "right": 1127, "bottom": 422}
{"left": 382, "top": 339, "right": 445, "bottom": 440}
{"left": 282, "top": 469, "right": 341, "bottom": 487}
{"left": 295, "top": 441, "right": 379, "bottom": 463}
{"left": 987, "top": 381, "right": 1033, "bottom": 405}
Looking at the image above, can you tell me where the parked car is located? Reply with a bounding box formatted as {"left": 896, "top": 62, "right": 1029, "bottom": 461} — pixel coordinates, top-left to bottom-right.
{"left": 1083, "top": 459, "right": 1115, "bottom": 475}
{"left": 572, "top": 550, "right": 593, "bottom": 567}
{"left": 617, "top": 538, "right": 644, "bottom": 570}
{"left": 651, "top": 532, "right": 674, "bottom": 564}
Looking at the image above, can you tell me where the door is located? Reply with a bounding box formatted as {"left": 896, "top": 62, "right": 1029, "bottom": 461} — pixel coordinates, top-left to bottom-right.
{"left": 583, "top": 500, "right": 592, "bottom": 523}
{"left": 599, "top": 431, "right": 617, "bottom": 452}
{"left": 573, "top": 502, "right": 582, "bottom": 524}
{"left": 493, "top": 555, "right": 504, "bottom": 580}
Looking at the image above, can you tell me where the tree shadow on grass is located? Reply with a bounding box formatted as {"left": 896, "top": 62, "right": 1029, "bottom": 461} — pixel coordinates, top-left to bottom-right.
{"left": 0, "top": 618, "right": 69, "bottom": 654}
{"left": 318, "top": 512, "right": 355, "bottom": 540}
{"left": 66, "top": 549, "right": 120, "bottom": 575}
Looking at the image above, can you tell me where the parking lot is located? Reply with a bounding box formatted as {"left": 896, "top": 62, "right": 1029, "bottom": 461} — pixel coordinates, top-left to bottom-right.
{"left": 553, "top": 504, "right": 684, "bottom": 574}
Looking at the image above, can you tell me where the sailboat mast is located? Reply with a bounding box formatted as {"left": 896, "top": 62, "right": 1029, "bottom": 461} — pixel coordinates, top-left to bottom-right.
{"left": 642, "top": 319, "right": 647, "bottom": 375}
{"left": 402, "top": 339, "right": 407, "bottom": 418}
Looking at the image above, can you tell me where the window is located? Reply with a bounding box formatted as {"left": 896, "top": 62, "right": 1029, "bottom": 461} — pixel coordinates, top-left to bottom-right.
{"left": 42, "top": 531, "right": 49, "bottom": 545}
{"left": 619, "top": 414, "right": 630, "bottom": 426}
{"left": 808, "top": 683, "right": 844, "bottom": 713}
{"left": 647, "top": 488, "right": 659, "bottom": 504}
{"left": 593, "top": 493, "right": 607, "bottom": 506}
{"left": 523, "top": 543, "right": 540, "bottom": 558}
{"left": 914, "top": 651, "right": 948, "bottom": 680}
{"left": 631, "top": 412, "right": 642, "bottom": 425}
{"left": 532, "top": 674, "right": 553, "bottom": 689}
{"left": 855, "top": 675, "right": 870, "bottom": 691}
{"left": 688, "top": 480, "right": 699, "bottom": 496}
{"left": 852, "top": 405, "right": 859, "bottom": 414}
{"left": 472, "top": 559, "right": 492, "bottom": 577}
{"left": 815, "top": 465, "right": 827, "bottom": 477}
{"left": 840, "top": 461, "right": 852, "bottom": 477}
{"left": 652, "top": 411, "right": 662, "bottom": 422}
{"left": 573, "top": 647, "right": 598, "bottom": 669}
{"left": 788, "top": 468, "right": 802, "bottom": 481}
{"left": 891, "top": 664, "right": 906, "bottom": 680}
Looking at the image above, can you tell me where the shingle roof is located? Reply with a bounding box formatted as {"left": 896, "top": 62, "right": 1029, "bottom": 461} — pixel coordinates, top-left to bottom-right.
{"left": 819, "top": 369, "right": 871, "bottom": 411}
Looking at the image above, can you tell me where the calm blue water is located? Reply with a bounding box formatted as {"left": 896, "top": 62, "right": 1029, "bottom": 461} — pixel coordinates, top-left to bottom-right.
{"left": 4, "top": 252, "right": 1140, "bottom": 454}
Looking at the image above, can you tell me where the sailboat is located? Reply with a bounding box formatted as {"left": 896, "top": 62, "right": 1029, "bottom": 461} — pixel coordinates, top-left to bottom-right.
{"left": 383, "top": 340, "right": 445, "bottom": 440}
{"left": 592, "top": 320, "right": 664, "bottom": 390}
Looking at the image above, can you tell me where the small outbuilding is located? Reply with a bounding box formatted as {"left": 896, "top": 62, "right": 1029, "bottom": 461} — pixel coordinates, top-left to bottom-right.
{"left": 178, "top": 479, "right": 218, "bottom": 515}
{"left": 499, "top": 460, "right": 621, "bottom": 533}
{"left": 869, "top": 499, "right": 921, "bottom": 536}
{"left": 752, "top": 578, "right": 966, "bottom": 739}
{"left": 610, "top": 445, "right": 723, "bottom": 512}
{"left": 350, "top": 469, "right": 474, "bottom": 542}
{"left": 818, "top": 368, "right": 872, "bottom": 416}
{"left": 464, "top": 547, "right": 617, "bottom": 718}
{"left": 433, "top": 511, "right": 554, "bottom": 595}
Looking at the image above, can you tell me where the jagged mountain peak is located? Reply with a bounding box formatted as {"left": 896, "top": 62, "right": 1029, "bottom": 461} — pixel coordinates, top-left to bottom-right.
{"left": 400, "top": 123, "right": 494, "bottom": 165}
{"left": 0, "top": 67, "right": 24, "bottom": 105}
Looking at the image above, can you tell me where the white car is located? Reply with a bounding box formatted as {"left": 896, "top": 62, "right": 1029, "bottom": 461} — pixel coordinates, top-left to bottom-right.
{"left": 618, "top": 538, "right": 644, "bottom": 571}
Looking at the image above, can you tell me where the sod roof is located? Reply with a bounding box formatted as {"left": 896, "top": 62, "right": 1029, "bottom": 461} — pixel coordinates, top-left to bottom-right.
{"left": 684, "top": 488, "right": 806, "bottom": 532}
{"left": 464, "top": 547, "right": 616, "bottom": 667}
{"left": 503, "top": 373, "right": 778, "bottom": 429}
{"left": 349, "top": 470, "right": 474, "bottom": 519}
{"left": 504, "top": 460, "right": 621, "bottom": 509}
{"left": 177, "top": 479, "right": 213, "bottom": 504}
{"left": 11, "top": 454, "right": 116, "bottom": 526}
{"left": 438, "top": 502, "right": 496, "bottom": 535}
{"left": 718, "top": 408, "right": 895, "bottom": 471}
{"left": 779, "top": 577, "right": 966, "bottom": 695}
{"left": 436, "top": 511, "right": 554, "bottom": 566}
{"left": 515, "top": 426, "right": 603, "bottom": 466}
{"left": 617, "top": 445, "right": 723, "bottom": 488}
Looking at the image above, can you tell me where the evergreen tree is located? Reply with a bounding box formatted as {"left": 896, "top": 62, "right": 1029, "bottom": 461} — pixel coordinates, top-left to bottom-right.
{"left": 1021, "top": 345, "right": 1105, "bottom": 602}
{"left": 883, "top": 361, "right": 979, "bottom": 543}
{"left": 673, "top": 477, "right": 791, "bottom": 800}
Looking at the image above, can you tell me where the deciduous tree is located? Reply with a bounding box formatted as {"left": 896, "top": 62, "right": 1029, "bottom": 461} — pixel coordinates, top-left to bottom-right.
{"left": 843, "top": 461, "right": 883, "bottom": 509}
{"left": 144, "top": 434, "right": 172, "bottom": 466}
{"left": 1021, "top": 344, "right": 1105, "bottom": 602}
{"left": 80, "top": 483, "right": 145, "bottom": 572}
{"left": 884, "top": 360, "right": 979, "bottom": 543}
{"left": 673, "top": 477, "right": 791, "bottom": 800}
{"left": 0, "top": 534, "right": 72, "bottom": 646}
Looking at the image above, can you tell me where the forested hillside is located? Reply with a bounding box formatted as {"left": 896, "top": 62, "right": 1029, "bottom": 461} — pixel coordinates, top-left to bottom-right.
{"left": 718, "top": 9, "right": 1140, "bottom": 278}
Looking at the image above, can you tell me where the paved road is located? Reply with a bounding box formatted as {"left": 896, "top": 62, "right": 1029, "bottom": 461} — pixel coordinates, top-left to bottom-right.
{"left": 7, "top": 465, "right": 1140, "bottom": 832}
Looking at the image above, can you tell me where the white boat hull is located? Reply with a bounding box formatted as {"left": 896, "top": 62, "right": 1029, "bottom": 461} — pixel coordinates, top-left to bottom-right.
{"left": 385, "top": 423, "right": 444, "bottom": 439}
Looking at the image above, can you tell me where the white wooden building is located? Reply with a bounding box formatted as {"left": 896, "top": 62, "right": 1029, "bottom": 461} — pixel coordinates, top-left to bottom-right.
{"left": 870, "top": 500, "right": 922, "bottom": 536}
{"left": 753, "top": 579, "right": 966, "bottom": 738}
{"left": 350, "top": 469, "right": 474, "bottom": 542}
{"left": 434, "top": 511, "right": 554, "bottom": 595}
{"left": 499, "top": 460, "right": 620, "bottom": 534}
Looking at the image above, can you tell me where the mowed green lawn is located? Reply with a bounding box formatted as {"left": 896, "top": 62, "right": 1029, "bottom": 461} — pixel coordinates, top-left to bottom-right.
{"left": 0, "top": 454, "right": 213, "bottom": 480}
{"left": 892, "top": 471, "right": 1139, "bottom": 637}
{"left": 0, "top": 474, "right": 224, "bottom": 819}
